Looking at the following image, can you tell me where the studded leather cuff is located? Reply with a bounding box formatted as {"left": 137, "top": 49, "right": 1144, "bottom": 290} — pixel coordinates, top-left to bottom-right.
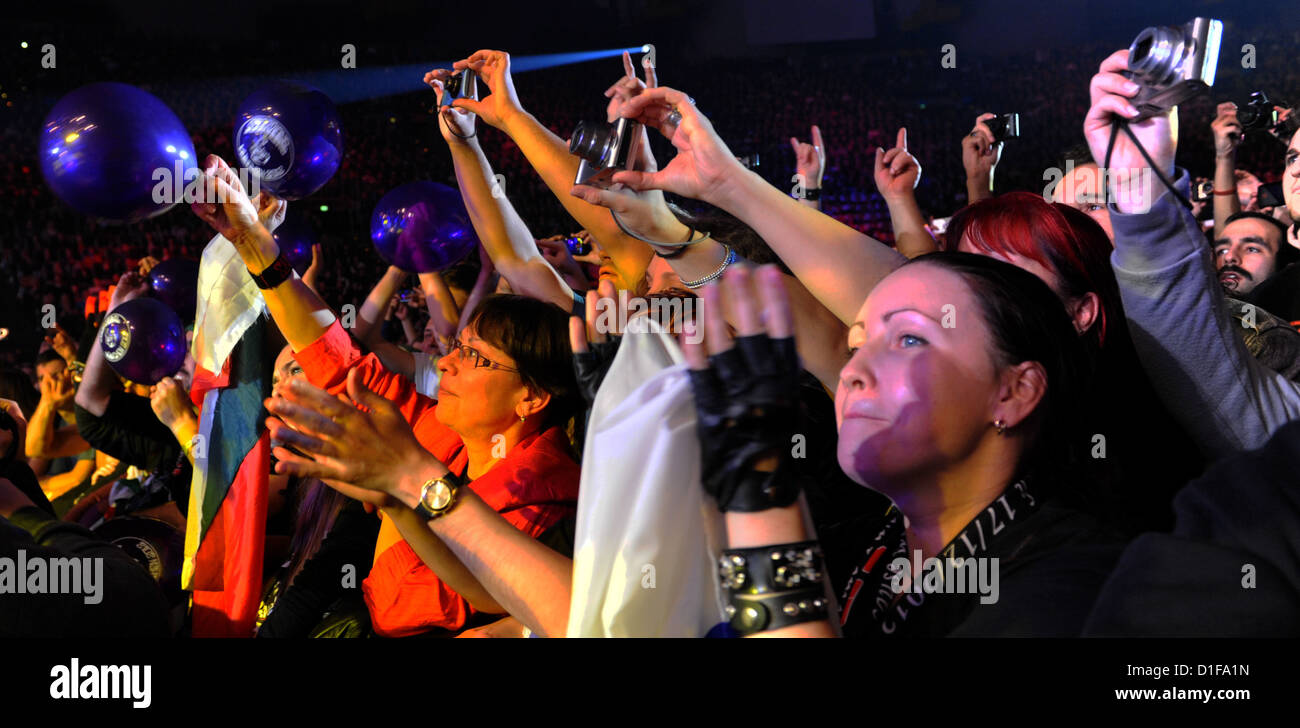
{"left": 719, "top": 540, "right": 828, "bottom": 635}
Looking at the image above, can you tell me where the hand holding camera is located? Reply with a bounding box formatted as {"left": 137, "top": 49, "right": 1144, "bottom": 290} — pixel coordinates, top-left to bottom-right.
{"left": 424, "top": 68, "right": 478, "bottom": 143}
{"left": 1084, "top": 49, "right": 1177, "bottom": 214}
{"left": 611, "top": 86, "right": 748, "bottom": 208}
{"left": 449, "top": 50, "right": 524, "bottom": 131}
{"left": 1211, "top": 101, "right": 1243, "bottom": 159}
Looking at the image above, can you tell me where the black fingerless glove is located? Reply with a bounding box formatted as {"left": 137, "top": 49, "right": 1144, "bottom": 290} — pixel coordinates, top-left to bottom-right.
{"left": 688, "top": 334, "right": 802, "bottom": 512}
{"left": 572, "top": 336, "right": 623, "bottom": 404}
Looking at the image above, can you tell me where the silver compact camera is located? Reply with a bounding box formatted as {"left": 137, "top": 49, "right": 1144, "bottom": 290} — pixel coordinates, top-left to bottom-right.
{"left": 1124, "top": 17, "right": 1223, "bottom": 120}
{"left": 569, "top": 117, "right": 640, "bottom": 187}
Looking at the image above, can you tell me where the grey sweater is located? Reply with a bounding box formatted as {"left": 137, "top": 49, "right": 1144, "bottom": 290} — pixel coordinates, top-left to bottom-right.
{"left": 1110, "top": 168, "right": 1300, "bottom": 461}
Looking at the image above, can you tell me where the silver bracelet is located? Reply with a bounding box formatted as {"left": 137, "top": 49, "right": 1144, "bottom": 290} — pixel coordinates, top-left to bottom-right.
{"left": 681, "top": 245, "right": 737, "bottom": 289}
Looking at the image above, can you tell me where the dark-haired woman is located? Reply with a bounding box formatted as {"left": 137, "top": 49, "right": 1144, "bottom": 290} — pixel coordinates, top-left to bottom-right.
{"left": 686, "top": 259, "right": 1125, "bottom": 637}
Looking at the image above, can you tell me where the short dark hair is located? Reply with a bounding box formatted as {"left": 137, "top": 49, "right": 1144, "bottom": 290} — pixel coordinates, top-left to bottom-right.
{"left": 466, "top": 294, "right": 582, "bottom": 430}
{"left": 1223, "top": 210, "right": 1294, "bottom": 256}
{"left": 1047, "top": 142, "right": 1098, "bottom": 196}
{"left": 35, "top": 350, "right": 65, "bottom": 368}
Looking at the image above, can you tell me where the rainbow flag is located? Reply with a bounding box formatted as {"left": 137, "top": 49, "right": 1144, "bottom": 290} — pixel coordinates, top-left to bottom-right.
{"left": 183, "top": 233, "right": 272, "bottom": 637}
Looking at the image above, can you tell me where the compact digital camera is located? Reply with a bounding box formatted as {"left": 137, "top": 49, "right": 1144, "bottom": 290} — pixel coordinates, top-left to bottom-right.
{"left": 441, "top": 70, "right": 479, "bottom": 108}
{"left": 985, "top": 113, "right": 1020, "bottom": 142}
{"left": 569, "top": 117, "right": 639, "bottom": 187}
{"left": 1123, "top": 17, "right": 1223, "bottom": 120}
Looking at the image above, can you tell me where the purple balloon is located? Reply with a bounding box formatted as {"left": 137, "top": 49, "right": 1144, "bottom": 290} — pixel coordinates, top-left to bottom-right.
{"left": 234, "top": 81, "right": 343, "bottom": 200}
{"left": 271, "top": 213, "right": 316, "bottom": 277}
{"left": 40, "top": 83, "right": 197, "bottom": 223}
{"left": 99, "top": 298, "right": 186, "bottom": 385}
{"left": 149, "top": 258, "right": 200, "bottom": 324}
{"left": 370, "top": 182, "right": 477, "bottom": 273}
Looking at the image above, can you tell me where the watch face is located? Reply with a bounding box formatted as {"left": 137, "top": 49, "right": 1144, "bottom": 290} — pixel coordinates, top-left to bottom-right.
{"left": 424, "top": 481, "right": 453, "bottom": 512}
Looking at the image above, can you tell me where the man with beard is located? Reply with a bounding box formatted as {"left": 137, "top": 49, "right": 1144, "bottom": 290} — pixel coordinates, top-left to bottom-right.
{"left": 1209, "top": 211, "right": 1300, "bottom": 381}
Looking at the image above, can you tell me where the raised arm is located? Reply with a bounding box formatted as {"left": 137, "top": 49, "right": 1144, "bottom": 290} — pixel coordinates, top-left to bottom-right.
{"left": 1209, "top": 101, "right": 1243, "bottom": 239}
{"left": 962, "top": 113, "right": 1002, "bottom": 205}
{"left": 190, "top": 158, "right": 336, "bottom": 354}
{"left": 26, "top": 369, "right": 88, "bottom": 460}
{"left": 1086, "top": 49, "right": 1300, "bottom": 459}
{"left": 453, "top": 50, "right": 656, "bottom": 292}
{"left": 613, "top": 86, "right": 906, "bottom": 325}
{"left": 425, "top": 67, "right": 574, "bottom": 309}
{"left": 790, "top": 125, "right": 826, "bottom": 211}
{"left": 74, "top": 272, "right": 147, "bottom": 417}
{"left": 875, "top": 127, "right": 938, "bottom": 258}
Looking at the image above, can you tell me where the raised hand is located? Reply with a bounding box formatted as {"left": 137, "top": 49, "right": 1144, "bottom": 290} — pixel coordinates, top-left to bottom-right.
{"left": 790, "top": 124, "right": 826, "bottom": 189}
{"left": 108, "top": 271, "right": 150, "bottom": 309}
{"left": 40, "top": 368, "right": 77, "bottom": 413}
{"left": 449, "top": 50, "right": 523, "bottom": 131}
{"left": 961, "top": 113, "right": 1002, "bottom": 186}
{"left": 874, "top": 127, "right": 921, "bottom": 201}
{"left": 1211, "top": 101, "right": 1242, "bottom": 158}
{"left": 1084, "top": 49, "right": 1176, "bottom": 213}
{"left": 683, "top": 264, "right": 803, "bottom": 512}
{"left": 613, "top": 86, "right": 748, "bottom": 207}
{"left": 568, "top": 278, "right": 623, "bottom": 404}
{"left": 424, "top": 68, "right": 478, "bottom": 142}
{"left": 190, "top": 155, "right": 263, "bottom": 245}
{"left": 43, "top": 325, "right": 78, "bottom": 363}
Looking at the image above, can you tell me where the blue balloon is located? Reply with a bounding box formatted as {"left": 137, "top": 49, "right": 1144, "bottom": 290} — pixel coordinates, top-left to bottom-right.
{"left": 271, "top": 213, "right": 316, "bottom": 277}
{"left": 370, "top": 182, "right": 477, "bottom": 273}
{"left": 99, "top": 298, "right": 186, "bottom": 385}
{"left": 148, "top": 258, "right": 200, "bottom": 325}
{"left": 40, "top": 83, "right": 197, "bottom": 223}
{"left": 235, "top": 81, "right": 343, "bottom": 200}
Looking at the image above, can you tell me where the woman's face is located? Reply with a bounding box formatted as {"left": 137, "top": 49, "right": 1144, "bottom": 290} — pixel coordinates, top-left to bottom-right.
{"left": 271, "top": 345, "right": 305, "bottom": 399}
{"left": 835, "top": 263, "right": 1002, "bottom": 491}
{"left": 434, "top": 325, "right": 531, "bottom": 440}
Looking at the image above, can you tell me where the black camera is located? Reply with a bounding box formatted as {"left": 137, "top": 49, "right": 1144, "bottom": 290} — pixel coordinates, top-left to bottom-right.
{"left": 1238, "top": 91, "right": 1279, "bottom": 133}
{"left": 441, "top": 70, "right": 479, "bottom": 108}
{"left": 570, "top": 117, "right": 639, "bottom": 186}
{"left": 1192, "top": 179, "right": 1214, "bottom": 203}
{"left": 1123, "top": 17, "right": 1223, "bottom": 120}
{"left": 565, "top": 234, "right": 591, "bottom": 257}
{"left": 985, "top": 113, "right": 1020, "bottom": 142}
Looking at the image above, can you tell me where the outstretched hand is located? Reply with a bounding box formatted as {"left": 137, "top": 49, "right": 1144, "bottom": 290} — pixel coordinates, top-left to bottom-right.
{"left": 612, "top": 86, "right": 747, "bottom": 207}
{"left": 190, "top": 155, "right": 263, "bottom": 245}
{"left": 264, "top": 368, "right": 448, "bottom": 509}
{"left": 449, "top": 50, "right": 523, "bottom": 131}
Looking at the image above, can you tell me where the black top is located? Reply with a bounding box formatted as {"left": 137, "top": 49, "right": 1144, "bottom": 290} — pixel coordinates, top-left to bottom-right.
{"left": 1084, "top": 418, "right": 1300, "bottom": 636}
{"left": 1, "top": 507, "right": 170, "bottom": 638}
{"left": 257, "top": 499, "right": 380, "bottom": 638}
{"left": 823, "top": 491, "right": 1125, "bottom": 637}
{"left": 75, "top": 391, "right": 190, "bottom": 510}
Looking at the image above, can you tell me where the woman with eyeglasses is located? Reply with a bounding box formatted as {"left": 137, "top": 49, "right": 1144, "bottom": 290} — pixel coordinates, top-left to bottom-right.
{"left": 189, "top": 162, "right": 583, "bottom": 637}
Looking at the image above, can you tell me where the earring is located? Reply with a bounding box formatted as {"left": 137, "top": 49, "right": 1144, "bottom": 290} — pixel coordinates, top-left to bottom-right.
{"left": 519, "top": 413, "right": 526, "bottom": 423}
{"left": 994, "top": 419, "right": 1006, "bottom": 436}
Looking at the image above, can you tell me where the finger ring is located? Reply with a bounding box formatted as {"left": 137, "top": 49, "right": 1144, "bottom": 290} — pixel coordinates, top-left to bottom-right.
{"left": 665, "top": 107, "right": 683, "bottom": 127}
